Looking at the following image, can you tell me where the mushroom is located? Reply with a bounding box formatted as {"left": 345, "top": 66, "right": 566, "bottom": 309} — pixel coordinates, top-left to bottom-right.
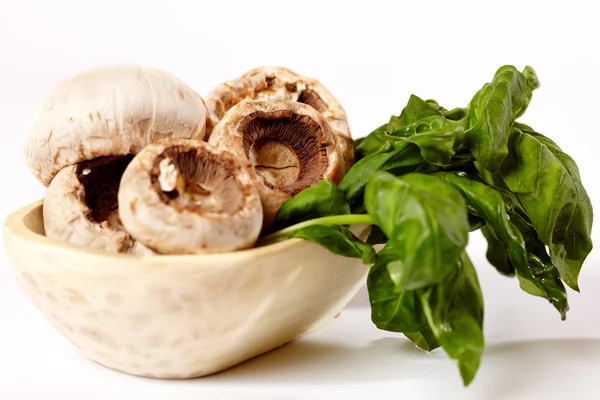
{"left": 25, "top": 65, "right": 207, "bottom": 186}
{"left": 118, "top": 138, "right": 263, "bottom": 254}
{"left": 25, "top": 65, "right": 207, "bottom": 253}
{"left": 204, "top": 66, "right": 354, "bottom": 172}
{"left": 44, "top": 156, "right": 153, "bottom": 255}
{"left": 208, "top": 101, "right": 344, "bottom": 231}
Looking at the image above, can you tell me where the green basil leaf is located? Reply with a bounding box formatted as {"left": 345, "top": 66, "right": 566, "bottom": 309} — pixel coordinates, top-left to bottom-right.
{"left": 522, "top": 65, "right": 541, "bottom": 89}
{"left": 438, "top": 172, "right": 568, "bottom": 318}
{"left": 481, "top": 225, "right": 516, "bottom": 276}
{"left": 340, "top": 141, "right": 400, "bottom": 205}
{"left": 444, "top": 107, "right": 469, "bottom": 122}
{"left": 355, "top": 95, "right": 444, "bottom": 159}
{"left": 475, "top": 160, "right": 508, "bottom": 190}
{"left": 378, "top": 142, "right": 425, "bottom": 174}
{"left": 500, "top": 128, "right": 593, "bottom": 291}
{"left": 423, "top": 99, "right": 469, "bottom": 122}
{"left": 355, "top": 123, "right": 388, "bottom": 159}
{"left": 365, "top": 225, "right": 387, "bottom": 245}
{"left": 367, "top": 244, "right": 430, "bottom": 332}
{"left": 499, "top": 188, "right": 569, "bottom": 319}
{"left": 339, "top": 141, "right": 423, "bottom": 206}
{"left": 273, "top": 180, "right": 350, "bottom": 230}
{"left": 468, "top": 213, "right": 486, "bottom": 232}
{"left": 437, "top": 173, "right": 529, "bottom": 276}
{"left": 364, "top": 172, "right": 470, "bottom": 290}
{"left": 466, "top": 65, "right": 539, "bottom": 171}
{"left": 388, "top": 94, "right": 444, "bottom": 132}
{"left": 289, "top": 225, "right": 376, "bottom": 265}
{"left": 425, "top": 98, "right": 447, "bottom": 113}
{"left": 421, "top": 251, "right": 484, "bottom": 386}
{"left": 368, "top": 244, "right": 440, "bottom": 352}
{"left": 404, "top": 327, "right": 440, "bottom": 352}
{"left": 389, "top": 115, "right": 467, "bottom": 166}
{"left": 524, "top": 253, "right": 569, "bottom": 320}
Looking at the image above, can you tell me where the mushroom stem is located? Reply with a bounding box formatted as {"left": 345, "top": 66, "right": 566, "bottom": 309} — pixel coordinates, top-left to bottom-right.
{"left": 157, "top": 157, "right": 223, "bottom": 211}
{"left": 158, "top": 158, "right": 185, "bottom": 193}
{"left": 256, "top": 214, "right": 374, "bottom": 246}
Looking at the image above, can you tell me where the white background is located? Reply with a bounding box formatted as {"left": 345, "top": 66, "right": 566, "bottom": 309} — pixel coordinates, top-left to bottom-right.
{"left": 1, "top": 0, "right": 600, "bottom": 398}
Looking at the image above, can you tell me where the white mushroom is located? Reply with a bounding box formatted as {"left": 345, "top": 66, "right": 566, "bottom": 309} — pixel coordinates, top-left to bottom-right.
{"left": 25, "top": 65, "right": 208, "bottom": 253}
{"left": 204, "top": 66, "right": 354, "bottom": 172}
{"left": 118, "top": 138, "right": 263, "bottom": 254}
{"left": 208, "top": 101, "right": 344, "bottom": 231}
{"left": 44, "top": 156, "right": 153, "bottom": 255}
{"left": 25, "top": 65, "right": 207, "bottom": 187}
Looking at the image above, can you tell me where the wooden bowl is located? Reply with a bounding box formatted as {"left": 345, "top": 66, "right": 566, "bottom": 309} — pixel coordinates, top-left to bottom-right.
{"left": 3, "top": 200, "right": 370, "bottom": 379}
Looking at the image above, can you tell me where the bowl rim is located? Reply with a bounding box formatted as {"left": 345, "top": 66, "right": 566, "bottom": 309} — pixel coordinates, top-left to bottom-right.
{"left": 4, "top": 200, "right": 370, "bottom": 263}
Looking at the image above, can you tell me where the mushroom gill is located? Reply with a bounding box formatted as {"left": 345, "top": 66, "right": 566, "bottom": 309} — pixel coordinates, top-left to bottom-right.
{"left": 240, "top": 112, "right": 328, "bottom": 195}
{"left": 150, "top": 146, "right": 246, "bottom": 215}
{"left": 77, "top": 155, "right": 134, "bottom": 230}
{"left": 208, "top": 101, "right": 344, "bottom": 231}
{"left": 203, "top": 66, "right": 354, "bottom": 172}
{"left": 297, "top": 89, "right": 329, "bottom": 113}
{"left": 118, "top": 139, "right": 263, "bottom": 255}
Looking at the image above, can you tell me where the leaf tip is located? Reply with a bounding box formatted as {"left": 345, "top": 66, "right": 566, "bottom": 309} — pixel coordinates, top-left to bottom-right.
{"left": 556, "top": 304, "right": 569, "bottom": 321}
{"left": 522, "top": 65, "right": 540, "bottom": 89}
{"left": 457, "top": 347, "right": 483, "bottom": 387}
{"left": 566, "top": 279, "right": 580, "bottom": 293}
{"left": 459, "top": 366, "right": 477, "bottom": 387}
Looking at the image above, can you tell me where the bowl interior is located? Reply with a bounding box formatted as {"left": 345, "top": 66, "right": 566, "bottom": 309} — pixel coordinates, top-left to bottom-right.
{"left": 6, "top": 200, "right": 371, "bottom": 261}
{"left": 23, "top": 200, "right": 45, "bottom": 234}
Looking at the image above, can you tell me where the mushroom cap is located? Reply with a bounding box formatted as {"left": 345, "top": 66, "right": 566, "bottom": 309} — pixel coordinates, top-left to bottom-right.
{"left": 208, "top": 101, "right": 344, "bottom": 231}
{"left": 25, "top": 65, "right": 208, "bottom": 187}
{"left": 44, "top": 158, "right": 153, "bottom": 255}
{"left": 118, "top": 138, "right": 263, "bottom": 254}
{"left": 204, "top": 66, "right": 354, "bottom": 172}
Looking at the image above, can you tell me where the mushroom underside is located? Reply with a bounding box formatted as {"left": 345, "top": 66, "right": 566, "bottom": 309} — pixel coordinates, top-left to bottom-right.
{"left": 150, "top": 146, "right": 247, "bottom": 215}
{"left": 118, "top": 139, "right": 263, "bottom": 255}
{"left": 240, "top": 111, "right": 328, "bottom": 196}
{"left": 77, "top": 155, "right": 134, "bottom": 230}
{"left": 296, "top": 89, "right": 329, "bottom": 113}
{"left": 43, "top": 154, "right": 153, "bottom": 255}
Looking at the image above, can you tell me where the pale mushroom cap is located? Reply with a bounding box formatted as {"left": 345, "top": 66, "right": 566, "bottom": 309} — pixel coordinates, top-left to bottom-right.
{"left": 44, "top": 161, "right": 153, "bottom": 255}
{"left": 204, "top": 66, "right": 354, "bottom": 172}
{"left": 25, "top": 65, "right": 208, "bottom": 186}
{"left": 208, "top": 101, "right": 343, "bottom": 231}
{"left": 118, "top": 139, "right": 263, "bottom": 254}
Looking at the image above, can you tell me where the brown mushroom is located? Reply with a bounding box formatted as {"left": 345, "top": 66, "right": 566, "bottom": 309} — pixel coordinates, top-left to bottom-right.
{"left": 208, "top": 101, "right": 344, "bottom": 231}
{"left": 204, "top": 66, "right": 354, "bottom": 172}
{"left": 26, "top": 65, "right": 207, "bottom": 253}
{"left": 118, "top": 139, "right": 263, "bottom": 254}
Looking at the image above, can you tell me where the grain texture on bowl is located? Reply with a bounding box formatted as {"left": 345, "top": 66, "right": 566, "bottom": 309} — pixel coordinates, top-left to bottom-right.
{"left": 3, "top": 200, "right": 370, "bottom": 379}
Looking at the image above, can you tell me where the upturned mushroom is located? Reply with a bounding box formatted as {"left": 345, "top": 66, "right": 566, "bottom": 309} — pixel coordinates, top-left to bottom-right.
{"left": 44, "top": 156, "right": 154, "bottom": 255}
{"left": 204, "top": 66, "right": 355, "bottom": 172}
{"left": 208, "top": 101, "right": 344, "bottom": 231}
{"left": 118, "top": 139, "right": 263, "bottom": 254}
{"left": 27, "top": 65, "right": 207, "bottom": 253}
